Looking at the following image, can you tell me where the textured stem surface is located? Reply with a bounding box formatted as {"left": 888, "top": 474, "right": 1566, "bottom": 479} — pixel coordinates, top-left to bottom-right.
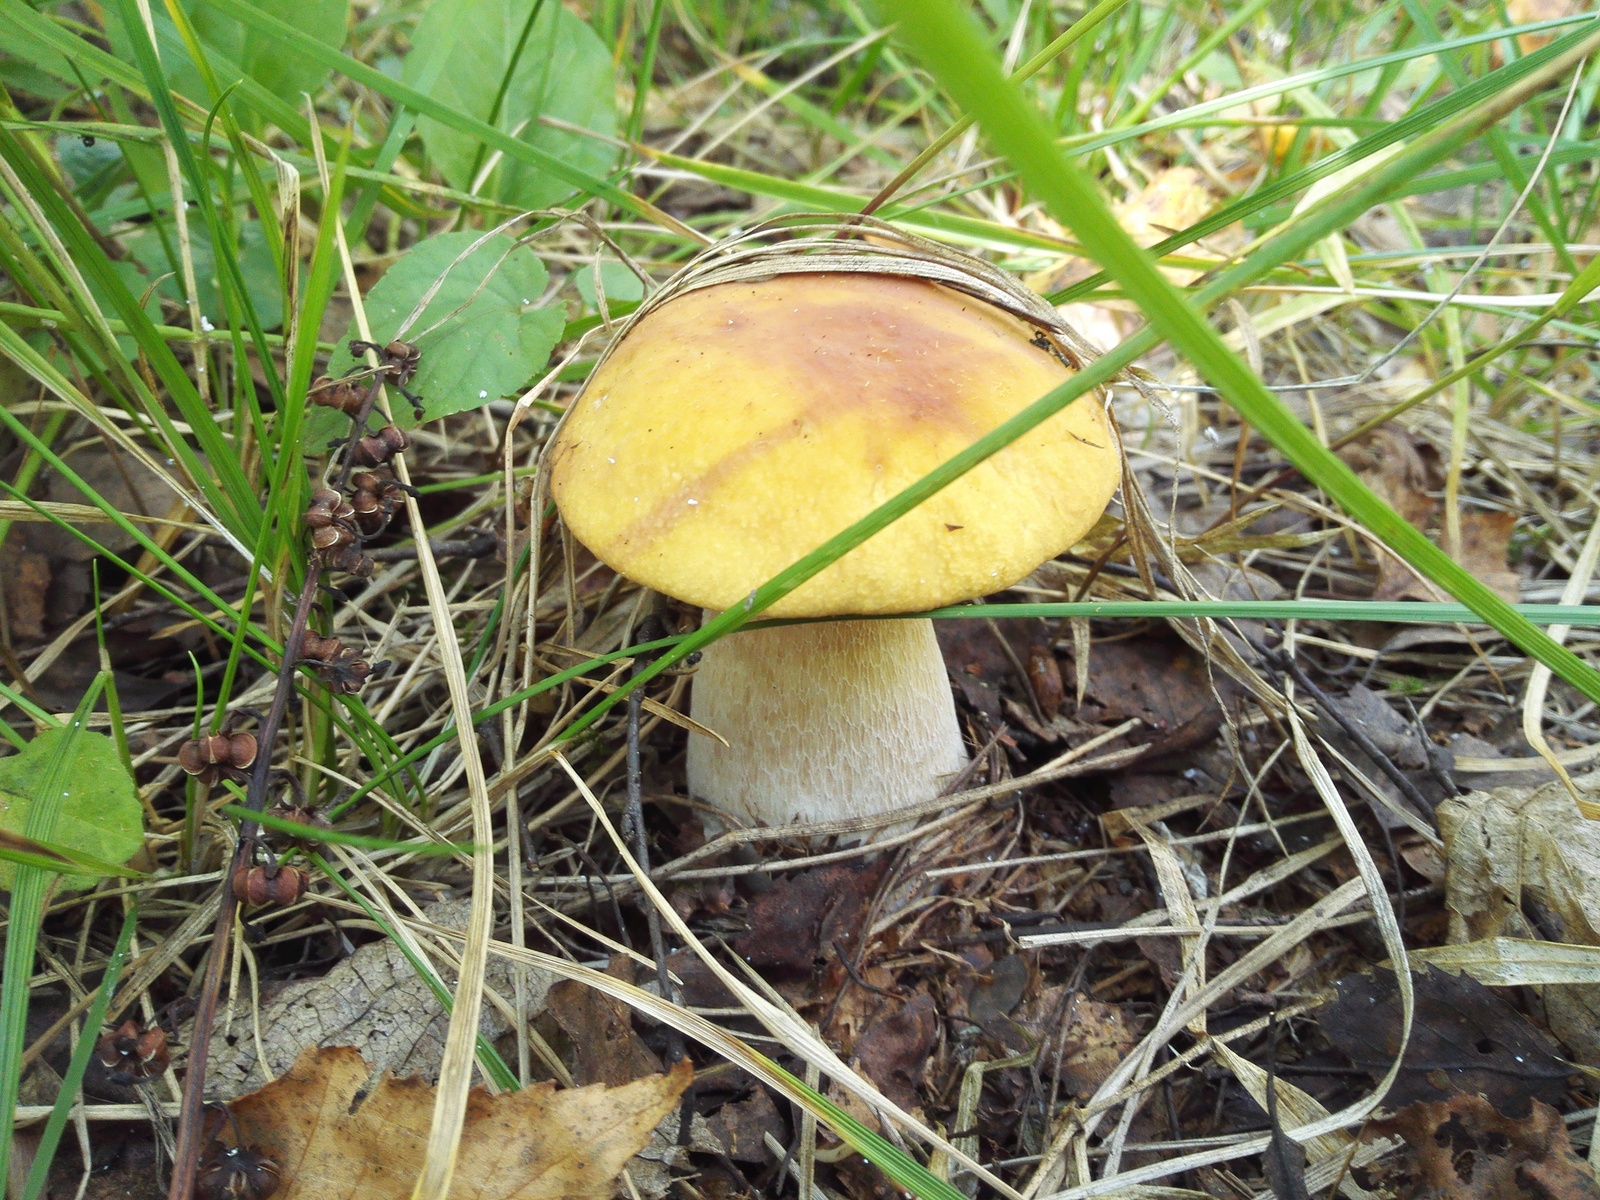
{"left": 687, "top": 617, "right": 967, "bottom": 828}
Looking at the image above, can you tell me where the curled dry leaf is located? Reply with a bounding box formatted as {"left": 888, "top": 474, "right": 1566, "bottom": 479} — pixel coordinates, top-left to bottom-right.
{"left": 226, "top": 1045, "right": 691, "bottom": 1200}
{"left": 1441, "top": 771, "right": 1600, "bottom": 1064}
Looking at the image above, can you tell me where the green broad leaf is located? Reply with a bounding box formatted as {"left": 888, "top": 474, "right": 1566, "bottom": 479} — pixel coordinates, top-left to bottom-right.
{"left": 0, "top": 727, "right": 142, "bottom": 892}
{"left": 405, "top": 0, "right": 621, "bottom": 209}
{"left": 123, "top": 216, "right": 284, "bottom": 332}
{"left": 573, "top": 259, "right": 647, "bottom": 308}
{"left": 98, "top": 0, "right": 346, "bottom": 115}
{"left": 321, "top": 231, "right": 564, "bottom": 430}
{"left": 180, "top": 0, "right": 350, "bottom": 105}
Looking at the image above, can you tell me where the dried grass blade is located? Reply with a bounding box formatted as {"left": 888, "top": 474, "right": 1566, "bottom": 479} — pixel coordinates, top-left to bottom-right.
{"left": 306, "top": 119, "right": 498, "bottom": 1200}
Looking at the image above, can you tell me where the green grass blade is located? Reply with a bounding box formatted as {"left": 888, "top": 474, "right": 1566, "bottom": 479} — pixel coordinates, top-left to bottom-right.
{"left": 912, "top": 601, "right": 1600, "bottom": 624}
{"left": 880, "top": 0, "right": 1600, "bottom": 706}
{"left": 1050, "top": 18, "right": 1600, "bottom": 304}
{"left": 0, "top": 125, "right": 260, "bottom": 538}
{"left": 310, "top": 853, "right": 518, "bottom": 1090}
{"left": 20, "top": 906, "right": 140, "bottom": 1200}
{"left": 749, "top": 1049, "right": 967, "bottom": 1200}
{"left": 114, "top": 0, "right": 285, "bottom": 410}
{"left": 0, "top": 830, "right": 149, "bottom": 877}
{"left": 0, "top": 0, "right": 310, "bottom": 138}
{"left": 225, "top": 805, "right": 476, "bottom": 855}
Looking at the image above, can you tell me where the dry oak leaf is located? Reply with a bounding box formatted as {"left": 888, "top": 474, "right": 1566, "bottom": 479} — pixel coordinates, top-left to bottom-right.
{"left": 227, "top": 1045, "right": 691, "bottom": 1199}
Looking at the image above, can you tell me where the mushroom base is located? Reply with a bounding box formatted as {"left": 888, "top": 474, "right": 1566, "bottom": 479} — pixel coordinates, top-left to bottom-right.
{"left": 686, "top": 617, "right": 968, "bottom": 831}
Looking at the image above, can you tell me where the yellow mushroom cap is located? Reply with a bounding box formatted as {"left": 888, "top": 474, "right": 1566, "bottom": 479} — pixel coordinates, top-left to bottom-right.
{"left": 550, "top": 272, "right": 1121, "bottom": 618}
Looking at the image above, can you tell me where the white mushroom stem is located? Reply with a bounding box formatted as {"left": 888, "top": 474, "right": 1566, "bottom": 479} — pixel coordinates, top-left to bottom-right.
{"left": 686, "top": 617, "right": 969, "bottom": 829}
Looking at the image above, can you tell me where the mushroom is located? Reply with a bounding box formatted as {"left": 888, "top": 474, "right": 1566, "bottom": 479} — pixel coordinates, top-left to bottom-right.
{"left": 550, "top": 270, "right": 1119, "bottom": 830}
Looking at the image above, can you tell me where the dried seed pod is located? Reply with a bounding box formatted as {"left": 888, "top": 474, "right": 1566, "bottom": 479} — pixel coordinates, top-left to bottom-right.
{"left": 308, "top": 373, "right": 364, "bottom": 416}
{"left": 309, "top": 523, "right": 354, "bottom": 552}
{"left": 349, "top": 338, "right": 421, "bottom": 384}
{"left": 224, "top": 732, "right": 258, "bottom": 770}
{"left": 320, "top": 650, "right": 373, "bottom": 694}
{"left": 95, "top": 1018, "right": 170, "bottom": 1084}
{"left": 264, "top": 800, "right": 332, "bottom": 845}
{"left": 232, "top": 862, "right": 309, "bottom": 907}
{"left": 349, "top": 424, "right": 410, "bottom": 467}
{"left": 297, "top": 634, "right": 375, "bottom": 692}
{"left": 326, "top": 542, "right": 375, "bottom": 578}
{"left": 349, "top": 470, "right": 408, "bottom": 534}
{"left": 302, "top": 488, "right": 356, "bottom": 529}
{"left": 197, "top": 1142, "right": 281, "bottom": 1200}
{"left": 177, "top": 731, "right": 257, "bottom": 785}
{"left": 298, "top": 632, "right": 340, "bottom": 662}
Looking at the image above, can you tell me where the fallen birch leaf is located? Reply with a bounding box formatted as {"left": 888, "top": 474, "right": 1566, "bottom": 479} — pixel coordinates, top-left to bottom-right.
{"left": 1026, "top": 166, "right": 1228, "bottom": 347}
{"left": 227, "top": 1045, "right": 691, "bottom": 1199}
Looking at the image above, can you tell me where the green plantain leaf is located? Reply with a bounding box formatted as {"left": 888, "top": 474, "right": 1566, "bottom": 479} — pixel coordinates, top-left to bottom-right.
{"left": 0, "top": 727, "right": 142, "bottom": 892}
{"left": 180, "top": 0, "right": 350, "bottom": 105}
{"left": 406, "top": 0, "right": 620, "bottom": 209}
{"left": 123, "top": 216, "right": 284, "bottom": 332}
{"left": 315, "top": 231, "right": 564, "bottom": 439}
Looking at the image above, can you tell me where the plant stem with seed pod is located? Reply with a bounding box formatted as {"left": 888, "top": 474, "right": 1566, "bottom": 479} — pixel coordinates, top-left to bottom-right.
{"left": 167, "top": 552, "right": 323, "bottom": 1200}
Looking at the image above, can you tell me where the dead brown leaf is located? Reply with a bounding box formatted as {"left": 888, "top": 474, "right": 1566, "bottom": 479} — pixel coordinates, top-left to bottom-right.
{"left": 1373, "top": 1095, "right": 1600, "bottom": 1200}
{"left": 0, "top": 548, "right": 50, "bottom": 640}
{"left": 704, "top": 1088, "right": 785, "bottom": 1164}
{"left": 730, "top": 860, "right": 886, "bottom": 975}
{"left": 1456, "top": 510, "right": 1521, "bottom": 602}
{"left": 849, "top": 989, "right": 937, "bottom": 1110}
{"left": 1351, "top": 432, "right": 1521, "bottom": 601}
{"left": 1074, "top": 636, "right": 1235, "bottom": 759}
{"left": 227, "top": 1045, "right": 690, "bottom": 1200}
{"left": 544, "top": 957, "right": 663, "bottom": 1087}
{"left": 1010, "top": 987, "right": 1140, "bottom": 1100}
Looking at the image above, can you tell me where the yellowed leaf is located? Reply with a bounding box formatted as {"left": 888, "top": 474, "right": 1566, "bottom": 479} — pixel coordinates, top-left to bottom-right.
{"left": 1026, "top": 166, "right": 1227, "bottom": 345}
{"left": 1114, "top": 167, "right": 1216, "bottom": 258}
{"left": 1506, "top": 0, "right": 1581, "bottom": 53}
{"left": 1407, "top": 938, "right": 1600, "bottom": 987}
{"left": 226, "top": 1045, "right": 691, "bottom": 1199}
